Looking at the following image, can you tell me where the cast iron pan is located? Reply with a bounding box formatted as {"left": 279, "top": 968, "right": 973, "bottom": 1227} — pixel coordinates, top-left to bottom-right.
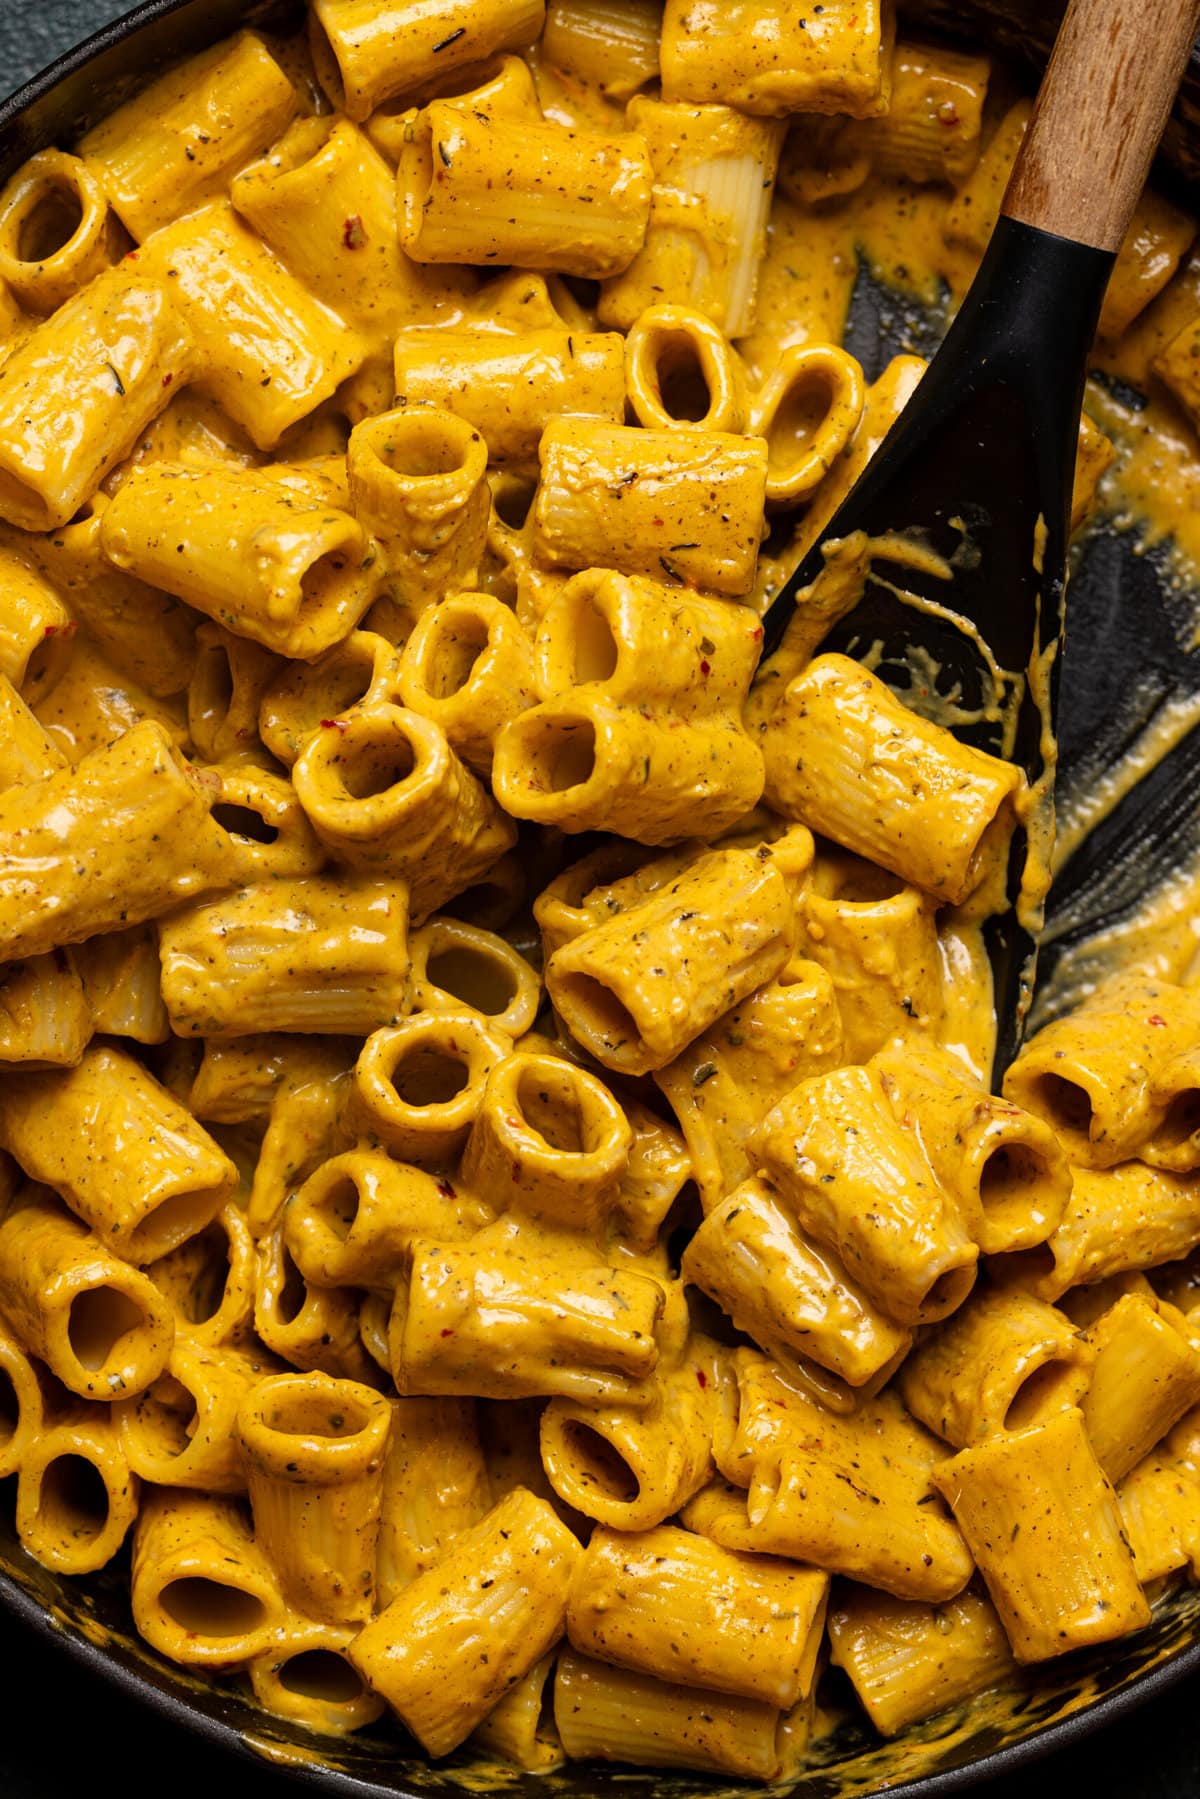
{"left": 2, "top": 1, "right": 1200, "bottom": 1793}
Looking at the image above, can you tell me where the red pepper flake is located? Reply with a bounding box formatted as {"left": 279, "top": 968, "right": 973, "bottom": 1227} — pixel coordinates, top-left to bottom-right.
{"left": 436, "top": 1178, "right": 457, "bottom": 1199}
{"left": 1148, "top": 1013, "right": 1168, "bottom": 1027}
{"left": 440, "top": 1328, "right": 455, "bottom": 1337}
{"left": 342, "top": 215, "right": 367, "bottom": 250}
{"left": 699, "top": 658, "right": 711, "bottom": 676}
{"left": 695, "top": 1369, "right": 708, "bottom": 1388}
{"left": 162, "top": 373, "right": 174, "bottom": 388}
{"left": 752, "top": 624, "right": 763, "bottom": 638}
{"left": 42, "top": 620, "right": 77, "bottom": 641}
{"left": 652, "top": 516, "right": 664, "bottom": 527}
{"left": 320, "top": 717, "right": 348, "bottom": 731}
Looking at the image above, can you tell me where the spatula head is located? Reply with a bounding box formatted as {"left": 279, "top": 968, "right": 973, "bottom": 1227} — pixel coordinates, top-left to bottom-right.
{"left": 757, "top": 219, "right": 1114, "bottom": 1074}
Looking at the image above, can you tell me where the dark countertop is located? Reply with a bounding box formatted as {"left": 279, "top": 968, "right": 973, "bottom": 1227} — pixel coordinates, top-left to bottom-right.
{"left": 1, "top": 1, "right": 1199, "bottom": 1795}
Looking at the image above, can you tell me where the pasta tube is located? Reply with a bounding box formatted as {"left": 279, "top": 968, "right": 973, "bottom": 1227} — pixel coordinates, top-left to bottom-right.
{"left": 874, "top": 1044, "right": 1072, "bottom": 1255}
{"left": 393, "top": 327, "right": 626, "bottom": 462}
{"left": 100, "top": 462, "right": 378, "bottom": 661}
{"left": 392, "top": 1215, "right": 664, "bottom": 1403}
{"left": 1080, "top": 1293, "right": 1200, "bottom": 1483}
{"left": 115, "top": 1340, "right": 270, "bottom": 1493}
{"left": 188, "top": 625, "right": 283, "bottom": 769}
{"left": 250, "top": 1619, "right": 385, "bottom": 1737}
{"left": 897, "top": 1288, "right": 1094, "bottom": 1448}
{"left": 469, "top": 1649, "right": 563, "bottom": 1771}
{"left": 598, "top": 99, "right": 785, "bottom": 339}
{"left": 533, "top": 566, "right": 762, "bottom": 717}
{"left": 233, "top": 119, "right": 463, "bottom": 340}
{"left": 0, "top": 267, "right": 193, "bottom": 531}
{"left": 135, "top": 203, "right": 367, "bottom": 451}
{"left": 545, "top": 846, "right": 792, "bottom": 1076}
{"left": 407, "top": 916, "right": 540, "bottom": 1040}
{"left": 17, "top": 1404, "right": 139, "bottom": 1575}
{"left": 0, "top": 721, "right": 235, "bottom": 955}
{"left": 0, "top": 1323, "right": 43, "bottom": 1478}
{"left": 79, "top": 33, "right": 299, "bottom": 240}
{"left": 932, "top": 1408, "right": 1151, "bottom": 1662}
{"left": 554, "top": 1647, "right": 783, "bottom": 1778}
{"left": 539, "top": 1337, "right": 721, "bottom": 1531}
{"left": 747, "top": 341, "right": 867, "bottom": 506}
{"left": 1000, "top": 1162, "right": 1200, "bottom": 1300}
{"left": 612, "top": 1099, "right": 692, "bottom": 1254}
{"left": 741, "top": 1375, "right": 973, "bottom": 1602}
{"left": 624, "top": 304, "right": 747, "bottom": 434}
{"left": 258, "top": 629, "right": 401, "bottom": 769}
{"left": 0, "top": 949, "right": 92, "bottom": 1071}
{"left": 460, "top": 1051, "right": 632, "bottom": 1231}
{"left": 0, "top": 548, "right": 73, "bottom": 697}
{"left": 0, "top": 149, "right": 120, "bottom": 315}
{"left": 348, "top": 1486, "right": 581, "bottom": 1756}
{"left": 254, "top": 1226, "right": 377, "bottom": 1385}
{"left": 532, "top": 418, "right": 768, "bottom": 597}
{"left": 201, "top": 766, "right": 325, "bottom": 881}
{"left": 397, "top": 593, "right": 536, "bottom": 776}
{"left": 292, "top": 703, "right": 516, "bottom": 920}
{"left": 347, "top": 408, "right": 490, "bottom": 621}
{"left": 346, "top": 1012, "right": 511, "bottom": 1165}
{"left": 399, "top": 101, "right": 652, "bottom": 279}
{"left": 0, "top": 1188, "right": 173, "bottom": 1400}
{"left": 756, "top": 1063, "right": 978, "bottom": 1325}
{"left": 158, "top": 872, "right": 411, "bottom": 1038}
{"left": 310, "top": 0, "right": 545, "bottom": 120}
{"left": 0, "top": 1043, "right": 238, "bottom": 1262}
{"left": 682, "top": 1178, "right": 912, "bottom": 1397}
{"left": 655, "top": 959, "right": 843, "bottom": 1207}
{"left": 758, "top": 653, "right": 1022, "bottom": 905}
{"left": 0, "top": 672, "right": 65, "bottom": 788}
{"left": 1004, "top": 971, "right": 1200, "bottom": 1169}
{"left": 238, "top": 1371, "right": 392, "bottom": 1626}
{"left": 285, "top": 1150, "right": 491, "bottom": 1289}
{"left": 567, "top": 1522, "right": 828, "bottom": 1708}
{"left": 71, "top": 926, "right": 169, "bottom": 1045}
{"left": 377, "top": 1395, "right": 493, "bottom": 1603}
{"left": 827, "top": 1586, "right": 1016, "bottom": 1738}
{"left": 542, "top": 1, "right": 661, "bottom": 98}
{"left": 494, "top": 692, "right": 764, "bottom": 844}
{"left": 661, "top": 0, "right": 892, "bottom": 116}
{"left": 146, "top": 1204, "right": 256, "bottom": 1352}
{"left": 131, "top": 1487, "right": 286, "bottom": 1668}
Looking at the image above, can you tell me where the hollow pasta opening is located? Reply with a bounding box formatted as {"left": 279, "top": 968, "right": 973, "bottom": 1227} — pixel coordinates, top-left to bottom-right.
{"left": 129, "top": 1187, "right": 219, "bottom": 1261}
{"left": 134, "top": 1382, "right": 200, "bottom": 1463}
{"left": 377, "top": 417, "right": 472, "bottom": 480}
{"left": 1152, "top": 1088, "right": 1200, "bottom": 1155}
{"left": 922, "top": 1265, "right": 975, "bottom": 1317}
{"left": 337, "top": 726, "right": 417, "bottom": 800}
{"left": 21, "top": 632, "right": 69, "bottom": 695}
{"left": 567, "top": 592, "right": 619, "bottom": 685}
{"left": 212, "top": 803, "right": 280, "bottom": 846}
{"left": 516, "top": 1068, "right": 586, "bottom": 1153}
{"left": 277, "top": 1247, "right": 309, "bottom": 1328}
{"left": 16, "top": 180, "right": 84, "bottom": 263}
{"left": 423, "top": 609, "right": 490, "bottom": 698}
{"left": 492, "top": 469, "right": 537, "bottom": 531}
{"left": 1004, "top": 1356, "right": 1079, "bottom": 1431}
{"left": 296, "top": 548, "right": 353, "bottom": 634}
{"left": 560, "top": 1420, "right": 639, "bottom": 1503}
{"left": 279, "top": 1649, "right": 366, "bottom": 1704}
{"left": 1031, "top": 1072, "right": 1095, "bottom": 1139}
{"left": 817, "top": 852, "right": 907, "bottom": 904}
{"left": 196, "top": 641, "right": 235, "bottom": 727}
{"left": 764, "top": 366, "right": 835, "bottom": 479}
{"left": 554, "top": 972, "right": 639, "bottom": 1059}
{"left": 67, "top": 1286, "right": 145, "bottom": 1373}
{"left": 262, "top": 1384, "right": 376, "bottom": 1440}
{"left": 977, "top": 1141, "right": 1047, "bottom": 1220}
{"left": 655, "top": 334, "right": 713, "bottom": 424}
{"left": 314, "top": 1174, "right": 360, "bottom": 1243}
{"left": 160, "top": 1576, "right": 266, "bottom": 1638}
{"left": 39, "top": 1454, "right": 109, "bottom": 1540}
{"left": 386, "top": 1041, "right": 471, "bottom": 1107}
{"left": 525, "top": 716, "right": 597, "bottom": 794}
{"left": 426, "top": 943, "right": 517, "bottom": 1017}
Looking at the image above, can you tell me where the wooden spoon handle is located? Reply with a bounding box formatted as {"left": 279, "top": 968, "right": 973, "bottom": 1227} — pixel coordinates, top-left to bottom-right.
{"left": 1002, "top": 0, "right": 1200, "bottom": 252}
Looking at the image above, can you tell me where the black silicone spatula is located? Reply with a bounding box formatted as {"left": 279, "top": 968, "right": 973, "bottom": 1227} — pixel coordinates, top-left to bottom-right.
{"left": 756, "top": 0, "right": 1200, "bottom": 1079}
